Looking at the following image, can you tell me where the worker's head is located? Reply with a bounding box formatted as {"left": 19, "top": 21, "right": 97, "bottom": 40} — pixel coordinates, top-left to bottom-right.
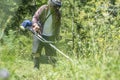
{"left": 48, "top": 0, "right": 62, "bottom": 8}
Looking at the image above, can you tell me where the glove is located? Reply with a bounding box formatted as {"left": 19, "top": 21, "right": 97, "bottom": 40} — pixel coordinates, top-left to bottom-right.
{"left": 32, "top": 23, "right": 41, "bottom": 34}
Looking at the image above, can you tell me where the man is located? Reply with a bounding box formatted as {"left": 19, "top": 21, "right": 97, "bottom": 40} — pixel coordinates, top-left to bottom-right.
{"left": 32, "top": 0, "right": 61, "bottom": 69}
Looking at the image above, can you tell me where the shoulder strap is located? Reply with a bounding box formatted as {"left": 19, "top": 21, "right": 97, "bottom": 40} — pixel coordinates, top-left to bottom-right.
{"left": 42, "top": 11, "right": 52, "bottom": 25}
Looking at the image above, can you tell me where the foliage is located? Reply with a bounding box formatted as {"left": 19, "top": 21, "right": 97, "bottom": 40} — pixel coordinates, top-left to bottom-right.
{"left": 0, "top": 0, "right": 120, "bottom": 80}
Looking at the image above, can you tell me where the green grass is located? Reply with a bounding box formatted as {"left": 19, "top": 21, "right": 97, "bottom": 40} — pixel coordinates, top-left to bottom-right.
{"left": 0, "top": 28, "right": 120, "bottom": 80}
{"left": 0, "top": 47, "right": 119, "bottom": 80}
{"left": 0, "top": 0, "right": 120, "bottom": 80}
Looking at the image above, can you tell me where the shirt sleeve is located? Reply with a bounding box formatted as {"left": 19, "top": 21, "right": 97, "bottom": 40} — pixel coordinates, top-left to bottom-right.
{"left": 32, "top": 5, "right": 47, "bottom": 23}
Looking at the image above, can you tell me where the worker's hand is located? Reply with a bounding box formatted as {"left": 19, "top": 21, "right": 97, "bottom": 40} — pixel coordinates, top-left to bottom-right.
{"left": 32, "top": 23, "right": 41, "bottom": 34}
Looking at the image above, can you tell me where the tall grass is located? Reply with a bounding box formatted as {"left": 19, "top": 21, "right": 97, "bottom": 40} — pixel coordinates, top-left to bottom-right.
{"left": 0, "top": 1, "right": 120, "bottom": 80}
{"left": 0, "top": 20, "right": 120, "bottom": 80}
